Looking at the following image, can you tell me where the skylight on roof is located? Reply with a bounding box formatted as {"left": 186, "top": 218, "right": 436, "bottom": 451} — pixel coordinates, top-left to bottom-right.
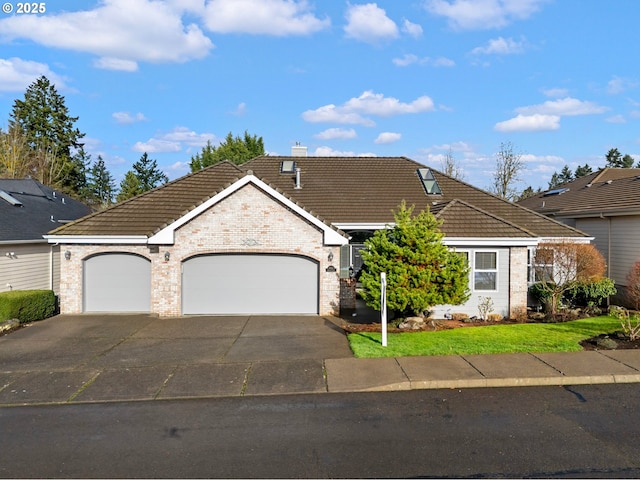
{"left": 280, "top": 160, "right": 296, "bottom": 174}
{"left": 543, "top": 187, "right": 569, "bottom": 197}
{"left": 417, "top": 168, "right": 442, "bottom": 195}
{"left": 0, "top": 190, "right": 22, "bottom": 206}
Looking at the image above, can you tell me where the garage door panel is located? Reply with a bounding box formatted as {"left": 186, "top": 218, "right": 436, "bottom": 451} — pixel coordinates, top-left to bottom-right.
{"left": 182, "top": 254, "right": 318, "bottom": 315}
{"left": 84, "top": 253, "right": 151, "bottom": 312}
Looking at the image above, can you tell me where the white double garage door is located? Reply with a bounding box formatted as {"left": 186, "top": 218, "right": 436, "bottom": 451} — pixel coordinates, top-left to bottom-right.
{"left": 83, "top": 253, "right": 319, "bottom": 315}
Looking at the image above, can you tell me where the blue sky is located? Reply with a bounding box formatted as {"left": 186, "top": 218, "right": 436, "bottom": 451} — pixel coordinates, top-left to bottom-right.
{"left": 1, "top": 0, "right": 639, "bottom": 192}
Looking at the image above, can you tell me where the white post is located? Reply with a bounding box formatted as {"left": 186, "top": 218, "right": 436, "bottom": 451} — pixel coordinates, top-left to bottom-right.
{"left": 381, "top": 272, "right": 387, "bottom": 347}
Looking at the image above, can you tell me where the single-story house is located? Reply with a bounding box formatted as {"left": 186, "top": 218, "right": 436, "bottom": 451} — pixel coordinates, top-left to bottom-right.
{"left": 46, "top": 153, "right": 590, "bottom": 319}
{"left": 518, "top": 168, "right": 640, "bottom": 306}
{"left": 0, "top": 178, "right": 92, "bottom": 293}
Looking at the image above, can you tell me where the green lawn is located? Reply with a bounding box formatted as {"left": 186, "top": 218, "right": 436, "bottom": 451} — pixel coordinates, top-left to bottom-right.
{"left": 347, "top": 316, "right": 623, "bottom": 358}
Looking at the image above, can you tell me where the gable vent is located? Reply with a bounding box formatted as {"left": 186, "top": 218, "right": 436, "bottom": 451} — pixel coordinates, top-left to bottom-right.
{"left": 417, "top": 168, "right": 442, "bottom": 195}
{"left": 0, "top": 190, "right": 22, "bottom": 206}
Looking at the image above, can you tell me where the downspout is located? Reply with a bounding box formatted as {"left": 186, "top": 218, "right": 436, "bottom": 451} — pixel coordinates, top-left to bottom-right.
{"left": 50, "top": 243, "right": 58, "bottom": 291}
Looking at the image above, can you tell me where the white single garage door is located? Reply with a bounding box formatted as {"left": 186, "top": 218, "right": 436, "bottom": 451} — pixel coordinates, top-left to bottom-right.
{"left": 83, "top": 253, "right": 151, "bottom": 312}
{"left": 182, "top": 254, "right": 319, "bottom": 315}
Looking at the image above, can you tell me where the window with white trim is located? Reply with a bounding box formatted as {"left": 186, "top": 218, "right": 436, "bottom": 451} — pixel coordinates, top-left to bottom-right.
{"left": 474, "top": 251, "right": 497, "bottom": 291}
{"left": 527, "top": 247, "right": 553, "bottom": 284}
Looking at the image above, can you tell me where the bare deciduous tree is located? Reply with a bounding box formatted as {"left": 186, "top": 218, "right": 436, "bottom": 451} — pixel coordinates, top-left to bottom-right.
{"left": 491, "top": 141, "right": 524, "bottom": 201}
{"left": 440, "top": 147, "right": 465, "bottom": 180}
{"left": 0, "top": 125, "right": 29, "bottom": 178}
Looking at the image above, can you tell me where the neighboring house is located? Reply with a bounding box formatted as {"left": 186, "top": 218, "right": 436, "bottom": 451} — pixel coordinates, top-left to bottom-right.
{"left": 46, "top": 153, "right": 589, "bottom": 319}
{"left": 0, "top": 179, "right": 92, "bottom": 294}
{"left": 518, "top": 168, "right": 640, "bottom": 306}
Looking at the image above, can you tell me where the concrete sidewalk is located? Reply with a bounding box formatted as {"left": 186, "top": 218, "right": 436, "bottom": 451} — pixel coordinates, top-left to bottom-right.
{"left": 1, "top": 314, "right": 639, "bottom": 406}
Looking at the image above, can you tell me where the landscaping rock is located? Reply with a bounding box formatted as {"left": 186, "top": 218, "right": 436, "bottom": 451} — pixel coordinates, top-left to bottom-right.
{"left": 596, "top": 336, "right": 618, "bottom": 350}
{"left": 398, "top": 317, "right": 425, "bottom": 330}
{"left": 0, "top": 318, "right": 20, "bottom": 334}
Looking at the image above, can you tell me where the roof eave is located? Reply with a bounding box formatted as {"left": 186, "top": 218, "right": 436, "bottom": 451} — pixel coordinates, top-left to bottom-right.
{"left": 44, "top": 235, "right": 149, "bottom": 245}
{"left": 443, "top": 237, "right": 539, "bottom": 247}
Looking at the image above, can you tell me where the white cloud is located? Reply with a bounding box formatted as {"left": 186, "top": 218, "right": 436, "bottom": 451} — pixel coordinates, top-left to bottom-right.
{"left": 470, "top": 36, "right": 526, "bottom": 55}
{"left": 432, "top": 57, "right": 456, "bottom": 67}
{"left": 392, "top": 54, "right": 455, "bottom": 67}
{"left": 344, "top": 3, "right": 398, "bottom": 44}
{"left": 231, "top": 102, "right": 247, "bottom": 116}
{"left": 311, "top": 146, "right": 376, "bottom": 157}
{"left": 606, "top": 76, "right": 638, "bottom": 95}
{"left": 516, "top": 97, "right": 609, "bottom": 116}
{"left": 314, "top": 128, "right": 357, "bottom": 140}
{"left": 94, "top": 57, "right": 139, "bottom": 72}
{"left": 424, "top": 0, "right": 549, "bottom": 30}
{"left": 606, "top": 114, "right": 626, "bottom": 124}
{"left": 133, "top": 126, "right": 216, "bottom": 153}
{"left": 402, "top": 19, "right": 423, "bottom": 38}
{"left": 112, "top": 112, "right": 148, "bottom": 124}
{"left": 393, "top": 54, "right": 420, "bottom": 66}
{"left": 0, "top": 0, "right": 213, "bottom": 71}
{"left": 374, "top": 132, "right": 401, "bottom": 144}
{"left": 202, "top": 0, "right": 330, "bottom": 35}
{"left": 542, "top": 87, "right": 569, "bottom": 98}
{"left": 165, "top": 161, "right": 191, "bottom": 177}
{"left": 302, "top": 90, "right": 435, "bottom": 126}
{"left": 494, "top": 114, "right": 560, "bottom": 132}
{"left": 302, "top": 105, "right": 375, "bottom": 126}
{"left": 0, "top": 57, "right": 68, "bottom": 92}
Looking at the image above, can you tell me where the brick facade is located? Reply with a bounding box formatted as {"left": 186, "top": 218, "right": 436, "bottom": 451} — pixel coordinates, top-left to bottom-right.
{"left": 509, "top": 246, "right": 529, "bottom": 320}
{"left": 58, "top": 184, "right": 342, "bottom": 316}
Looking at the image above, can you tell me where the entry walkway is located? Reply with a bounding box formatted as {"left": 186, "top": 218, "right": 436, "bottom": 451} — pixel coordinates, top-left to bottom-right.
{"left": 0, "top": 314, "right": 639, "bottom": 406}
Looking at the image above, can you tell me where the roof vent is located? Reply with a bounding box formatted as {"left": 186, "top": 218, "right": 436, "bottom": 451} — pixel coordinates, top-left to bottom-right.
{"left": 294, "top": 167, "right": 302, "bottom": 189}
{"left": 291, "top": 143, "right": 307, "bottom": 157}
{"left": 606, "top": 180, "right": 613, "bottom": 184}
{"left": 0, "top": 190, "right": 22, "bottom": 206}
{"left": 417, "top": 168, "right": 442, "bottom": 195}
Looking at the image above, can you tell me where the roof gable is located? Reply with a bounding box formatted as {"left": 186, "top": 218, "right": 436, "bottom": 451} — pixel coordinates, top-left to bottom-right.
{"left": 148, "top": 174, "right": 347, "bottom": 246}
{"left": 435, "top": 199, "right": 536, "bottom": 239}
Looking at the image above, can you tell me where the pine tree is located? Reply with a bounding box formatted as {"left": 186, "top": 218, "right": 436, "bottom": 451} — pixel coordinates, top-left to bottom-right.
{"left": 359, "top": 202, "right": 470, "bottom": 318}
{"left": 86, "top": 156, "right": 116, "bottom": 208}
{"left": 132, "top": 152, "right": 168, "bottom": 192}
{"left": 9, "top": 76, "right": 86, "bottom": 195}
{"left": 574, "top": 163, "right": 593, "bottom": 178}
{"left": 116, "top": 152, "right": 168, "bottom": 202}
{"left": 116, "top": 171, "right": 143, "bottom": 202}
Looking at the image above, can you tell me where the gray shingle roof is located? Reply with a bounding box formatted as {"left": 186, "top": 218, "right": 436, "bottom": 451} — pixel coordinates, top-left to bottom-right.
{"left": 0, "top": 179, "right": 92, "bottom": 242}
{"left": 518, "top": 168, "right": 640, "bottom": 217}
{"left": 50, "top": 156, "right": 588, "bottom": 240}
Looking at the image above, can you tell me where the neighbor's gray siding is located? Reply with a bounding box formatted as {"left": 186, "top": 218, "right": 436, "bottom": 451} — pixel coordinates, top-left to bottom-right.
{"left": 0, "top": 242, "right": 59, "bottom": 293}
{"left": 575, "top": 216, "right": 640, "bottom": 286}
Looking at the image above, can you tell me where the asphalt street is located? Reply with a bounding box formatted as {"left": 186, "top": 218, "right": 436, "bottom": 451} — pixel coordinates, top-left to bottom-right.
{"left": 1, "top": 384, "right": 640, "bottom": 478}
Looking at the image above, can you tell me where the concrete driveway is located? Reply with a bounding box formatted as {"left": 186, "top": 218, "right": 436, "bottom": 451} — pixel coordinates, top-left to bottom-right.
{"left": 0, "top": 314, "right": 353, "bottom": 404}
